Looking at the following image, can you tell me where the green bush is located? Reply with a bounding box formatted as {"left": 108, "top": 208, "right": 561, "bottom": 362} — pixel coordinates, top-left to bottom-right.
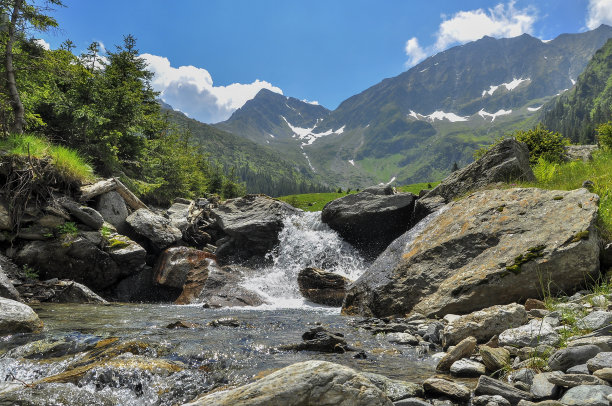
{"left": 596, "top": 121, "right": 612, "bottom": 151}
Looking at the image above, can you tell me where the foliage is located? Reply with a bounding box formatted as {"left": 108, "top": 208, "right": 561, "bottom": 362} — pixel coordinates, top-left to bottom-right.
{"left": 56, "top": 221, "right": 78, "bottom": 238}
{"left": 596, "top": 121, "right": 612, "bottom": 150}
{"left": 22, "top": 265, "right": 38, "bottom": 279}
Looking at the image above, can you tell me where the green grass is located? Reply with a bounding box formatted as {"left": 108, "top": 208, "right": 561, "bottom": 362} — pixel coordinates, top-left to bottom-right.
{"left": 279, "top": 181, "right": 442, "bottom": 212}
{"left": 518, "top": 150, "right": 612, "bottom": 235}
{"left": 0, "top": 134, "right": 94, "bottom": 183}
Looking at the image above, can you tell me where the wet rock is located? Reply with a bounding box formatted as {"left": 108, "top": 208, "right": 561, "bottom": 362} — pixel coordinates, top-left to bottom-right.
{"left": 17, "top": 279, "right": 106, "bottom": 304}
{"left": 207, "top": 317, "right": 239, "bottom": 328}
{"left": 499, "top": 320, "right": 560, "bottom": 348}
{"left": 578, "top": 311, "right": 612, "bottom": 330}
{"left": 442, "top": 303, "right": 528, "bottom": 347}
{"left": 184, "top": 360, "right": 393, "bottom": 406}
{"left": 112, "top": 266, "right": 178, "bottom": 303}
{"left": 436, "top": 336, "right": 477, "bottom": 372}
{"left": 126, "top": 208, "right": 182, "bottom": 250}
{"left": 279, "top": 326, "right": 349, "bottom": 353}
{"left": 297, "top": 267, "right": 350, "bottom": 306}
{"left": 547, "top": 345, "right": 601, "bottom": 372}
{"left": 547, "top": 371, "right": 608, "bottom": 387}
{"left": 0, "top": 262, "right": 20, "bottom": 301}
{"left": 154, "top": 247, "right": 216, "bottom": 289}
{"left": 321, "top": 188, "right": 416, "bottom": 259}
{"left": 473, "top": 395, "right": 511, "bottom": 406}
{"left": 387, "top": 332, "right": 420, "bottom": 345}
{"left": 361, "top": 372, "right": 423, "bottom": 401}
{"left": 423, "top": 321, "right": 444, "bottom": 345}
{"left": 480, "top": 346, "right": 510, "bottom": 372}
{"left": 343, "top": 188, "right": 600, "bottom": 318}
{"left": 559, "top": 384, "right": 612, "bottom": 406}
{"left": 530, "top": 373, "right": 560, "bottom": 399}
{"left": 0, "top": 297, "right": 43, "bottom": 334}
{"left": 414, "top": 139, "right": 535, "bottom": 222}
{"left": 210, "top": 194, "right": 300, "bottom": 261}
{"left": 450, "top": 358, "right": 486, "bottom": 377}
{"left": 587, "top": 352, "right": 612, "bottom": 373}
{"left": 59, "top": 197, "right": 104, "bottom": 230}
{"left": 423, "top": 377, "right": 471, "bottom": 402}
{"left": 96, "top": 191, "right": 129, "bottom": 233}
{"left": 475, "top": 375, "right": 533, "bottom": 405}
{"left": 166, "top": 320, "right": 201, "bottom": 329}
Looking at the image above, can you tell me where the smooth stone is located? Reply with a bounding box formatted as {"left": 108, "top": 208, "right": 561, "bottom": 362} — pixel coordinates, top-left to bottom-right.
{"left": 593, "top": 367, "right": 612, "bottom": 382}
{"left": 511, "top": 368, "right": 536, "bottom": 385}
{"left": 587, "top": 352, "right": 612, "bottom": 373}
{"left": 567, "top": 364, "right": 591, "bottom": 374}
{"left": 362, "top": 372, "right": 423, "bottom": 401}
{"left": 126, "top": 208, "right": 182, "bottom": 250}
{"left": 436, "top": 336, "right": 477, "bottom": 372}
{"left": 480, "top": 345, "right": 511, "bottom": 372}
{"left": 517, "top": 401, "right": 563, "bottom": 406}
{"left": 475, "top": 375, "right": 533, "bottom": 405}
{"left": 423, "top": 377, "right": 471, "bottom": 402}
{"left": 387, "top": 332, "right": 420, "bottom": 345}
{"left": 450, "top": 358, "right": 486, "bottom": 377}
{"left": 578, "top": 311, "right": 612, "bottom": 331}
{"left": 547, "top": 371, "right": 608, "bottom": 388}
{"left": 568, "top": 336, "right": 612, "bottom": 352}
{"left": 393, "top": 398, "right": 430, "bottom": 406}
{"left": 530, "top": 373, "right": 560, "bottom": 400}
{"left": 559, "top": 384, "right": 612, "bottom": 406}
{"left": 525, "top": 298, "right": 547, "bottom": 311}
{"left": 499, "top": 320, "right": 560, "bottom": 348}
{"left": 547, "top": 345, "right": 601, "bottom": 371}
{"left": 0, "top": 297, "right": 43, "bottom": 334}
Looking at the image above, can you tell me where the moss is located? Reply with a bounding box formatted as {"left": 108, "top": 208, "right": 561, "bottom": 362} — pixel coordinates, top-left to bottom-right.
{"left": 496, "top": 205, "right": 506, "bottom": 212}
{"left": 553, "top": 195, "right": 564, "bottom": 200}
{"left": 506, "top": 245, "right": 546, "bottom": 274}
{"left": 108, "top": 238, "right": 130, "bottom": 249}
{"left": 571, "top": 230, "right": 590, "bottom": 243}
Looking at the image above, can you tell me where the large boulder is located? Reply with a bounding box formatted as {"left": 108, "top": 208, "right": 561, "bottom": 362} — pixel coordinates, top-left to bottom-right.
{"left": 59, "top": 197, "right": 104, "bottom": 230}
{"left": 415, "top": 139, "right": 535, "bottom": 222}
{"left": 166, "top": 201, "right": 192, "bottom": 232}
{"left": 126, "top": 208, "right": 182, "bottom": 251}
{"left": 96, "top": 191, "right": 129, "bottom": 233}
{"left": 210, "top": 195, "right": 300, "bottom": 260}
{"left": 0, "top": 297, "right": 43, "bottom": 333}
{"left": 442, "top": 303, "right": 528, "bottom": 348}
{"left": 154, "top": 247, "right": 216, "bottom": 289}
{"left": 0, "top": 262, "right": 21, "bottom": 301}
{"left": 184, "top": 360, "right": 393, "bottom": 406}
{"left": 321, "top": 188, "right": 416, "bottom": 258}
{"left": 298, "top": 267, "right": 350, "bottom": 306}
{"left": 343, "top": 187, "right": 600, "bottom": 318}
{"left": 17, "top": 279, "right": 107, "bottom": 304}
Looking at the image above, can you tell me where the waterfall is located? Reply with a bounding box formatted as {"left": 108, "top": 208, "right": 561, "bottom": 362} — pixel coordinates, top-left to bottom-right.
{"left": 242, "top": 211, "right": 366, "bottom": 309}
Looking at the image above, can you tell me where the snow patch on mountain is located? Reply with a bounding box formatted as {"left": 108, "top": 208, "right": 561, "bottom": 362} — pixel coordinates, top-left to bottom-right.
{"left": 482, "top": 78, "right": 530, "bottom": 97}
{"left": 281, "top": 116, "right": 345, "bottom": 146}
{"left": 409, "top": 110, "right": 468, "bottom": 122}
{"left": 348, "top": 160, "right": 355, "bottom": 166}
{"left": 527, "top": 106, "right": 542, "bottom": 112}
{"left": 478, "top": 109, "right": 513, "bottom": 121}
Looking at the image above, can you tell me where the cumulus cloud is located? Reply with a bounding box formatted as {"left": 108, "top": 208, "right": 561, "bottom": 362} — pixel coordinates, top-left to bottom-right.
{"left": 141, "top": 53, "right": 283, "bottom": 123}
{"left": 404, "top": 1, "right": 537, "bottom": 67}
{"left": 34, "top": 38, "right": 50, "bottom": 50}
{"left": 586, "top": 0, "right": 612, "bottom": 29}
{"left": 405, "top": 37, "right": 427, "bottom": 66}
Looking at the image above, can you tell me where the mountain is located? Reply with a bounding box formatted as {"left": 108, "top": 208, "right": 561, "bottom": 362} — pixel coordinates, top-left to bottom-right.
{"left": 541, "top": 37, "right": 612, "bottom": 143}
{"left": 215, "top": 25, "right": 612, "bottom": 187}
{"left": 161, "top": 107, "right": 331, "bottom": 196}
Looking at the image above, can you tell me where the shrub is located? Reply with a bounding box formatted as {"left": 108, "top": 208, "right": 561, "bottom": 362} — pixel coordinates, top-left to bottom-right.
{"left": 596, "top": 121, "right": 612, "bottom": 151}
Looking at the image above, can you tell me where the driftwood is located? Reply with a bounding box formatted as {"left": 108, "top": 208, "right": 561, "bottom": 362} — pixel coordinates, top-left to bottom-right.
{"left": 79, "top": 178, "right": 148, "bottom": 211}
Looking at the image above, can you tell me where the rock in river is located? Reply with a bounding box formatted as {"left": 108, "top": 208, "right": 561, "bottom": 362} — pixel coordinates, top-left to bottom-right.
{"left": 298, "top": 267, "right": 350, "bottom": 306}
{"left": 343, "top": 187, "right": 600, "bottom": 318}
{"left": 0, "top": 297, "right": 43, "bottom": 334}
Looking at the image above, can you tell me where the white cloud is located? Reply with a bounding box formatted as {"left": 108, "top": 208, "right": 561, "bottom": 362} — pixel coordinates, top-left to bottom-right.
{"left": 405, "top": 37, "right": 427, "bottom": 67}
{"left": 34, "top": 38, "right": 50, "bottom": 50}
{"left": 141, "top": 53, "right": 283, "bottom": 123}
{"left": 404, "top": 1, "right": 537, "bottom": 67}
{"left": 586, "top": 0, "right": 612, "bottom": 29}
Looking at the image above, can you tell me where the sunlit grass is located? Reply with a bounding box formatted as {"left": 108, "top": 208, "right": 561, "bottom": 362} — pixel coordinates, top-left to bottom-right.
{"left": 0, "top": 133, "right": 94, "bottom": 183}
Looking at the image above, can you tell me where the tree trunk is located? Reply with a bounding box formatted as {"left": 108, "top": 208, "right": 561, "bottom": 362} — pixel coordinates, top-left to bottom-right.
{"left": 5, "top": 0, "right": 25, "bottom": 134}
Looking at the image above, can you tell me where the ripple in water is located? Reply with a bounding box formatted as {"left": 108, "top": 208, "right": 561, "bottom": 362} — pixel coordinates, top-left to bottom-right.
{"left": 242, "top": 211, "right": 366, "bottom": 309}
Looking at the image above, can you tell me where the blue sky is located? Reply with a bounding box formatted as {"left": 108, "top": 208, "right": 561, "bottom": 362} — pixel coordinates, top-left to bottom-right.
{"left": 40, "top": 0, "right": 612, "bottom": 123}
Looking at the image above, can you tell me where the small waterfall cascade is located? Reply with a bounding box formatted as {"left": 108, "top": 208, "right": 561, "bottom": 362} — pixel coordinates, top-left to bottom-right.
{"left": 242, "top": 211, "right": 366, "bottom": 308}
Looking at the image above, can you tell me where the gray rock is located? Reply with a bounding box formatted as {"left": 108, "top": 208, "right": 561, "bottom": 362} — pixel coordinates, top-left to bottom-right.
{"left": 183, "top": 360, "right": 393, "bottom": 405}
{"left": 593, "top": 367, "right": 612, "bottom": 382}
{"left": 387, "top": 332, "right": 420, "bottom": 345}
{"left": 154, "top": 247, "right": 215, "bottom": 289}
{"left": 166, "top": 202, "right": 192, "bottom": 232}
{"left": 564, "top": 145, "right": 599, "bottom": 162}
{"left": 0, "top": 262, "right": 20, "bottom": 301}
{"left": 16, "top": 279, "right": 106, "bottom": 304}
{"left": 423, "top": 322, "right": 444, "bottom": 345}
{"left": 450, "top": 358, "right": 486, "bottom": 377}
{"left": 480, "top": 346, "right": 511, "bottom": 372}
{"left": 442, "top": 303, "right": 528, "bottom": 347}
{"left": 59, "top": 198, "right": 104, "bottom": 230}
{"left": 568, "top": 336, "right": 612, "bottom": 352}
{"left": 559, "top": 384, "right": 612, "bottom": 406}
{"left": 414, "top": 139, "right": 535, "bottom": 222}
{"left": 475, "top": 375, "right": 533, "bottom": 405}
{"left": 423, "top": 377, "right": 471, "bottom": 402}
{"left": 393, "top": 398, "right": 430, "bottom": 406}
{"left": 211, "top": 195, "right": 300, "bottom": 260}
{"left": 472, "top": 395, "right": 511, "bottom": 406}
{"left": 499, "top": 319, "right": 560, "bottom": 348}
{"left": 0, "top": 297, "right": 43, "bottom": 334}
{"left": 517, "top": 401, "right": 563, "bottom": 406}
{"left": 530, "top": 373, "right": 560, "bottom": 399}
{"left": 343, "top": 188, "right": 600, "bottom": 318}
{"left": 567, "top": 364, "right": 590, "bottom": 374}
{"left": 547, "top": 371, "right": 608, "bottom": 388}
{"left": 361, "top": 372, "right": 423, "bottom": 401}
{"left": 547, "top": 345, "right": 601, "bottom": 372}
{"left": 436, "top": 336, "right": 477, "bottom": 372}
{"left": 96, "top": 191, "right": 129, "bottom": 233}
{"left": 106, "top": 235, "right": 147, "bottom": 274}
{"left": 511, "top": 368, "right": 536, "bottom": 385}
{"left": 578, "top": 311, "right": 612, "bottom": 331}
{"left": 321, "top": 188, "right": 416, "bottom": 259}
{"left": 298, "top": 267, "right": 350, "bottom": 306}
{"left": 126, "top": 208, "right": 182, "bottom": 250}
{"left": 587, "top": 352, "right": 612, "bottom": 373}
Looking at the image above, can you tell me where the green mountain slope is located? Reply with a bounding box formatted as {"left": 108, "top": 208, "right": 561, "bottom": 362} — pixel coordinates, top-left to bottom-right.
{"left": 162, "top": 107, "right": 331, "bottom": 196}
{"left": 541, "top": 37, "right": 612, "bottom": 143}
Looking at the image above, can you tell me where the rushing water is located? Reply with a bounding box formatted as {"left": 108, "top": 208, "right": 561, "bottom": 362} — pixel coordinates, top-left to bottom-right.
{"left": 0, "top": 210, "right": 438, "bottom": 405}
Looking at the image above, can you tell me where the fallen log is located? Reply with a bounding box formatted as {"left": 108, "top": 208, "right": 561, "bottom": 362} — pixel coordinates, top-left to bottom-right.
{"left": 79, "top": 178, "right": 148, "bottom": 211}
